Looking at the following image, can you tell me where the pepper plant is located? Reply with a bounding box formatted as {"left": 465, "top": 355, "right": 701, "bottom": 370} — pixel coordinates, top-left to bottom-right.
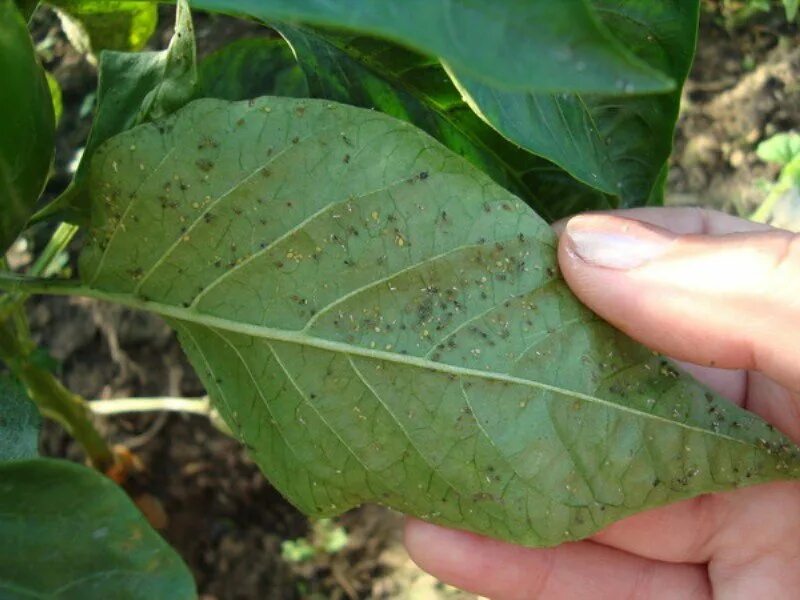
{"left": 3, "top": 1, "right": 800, "bottom": 597}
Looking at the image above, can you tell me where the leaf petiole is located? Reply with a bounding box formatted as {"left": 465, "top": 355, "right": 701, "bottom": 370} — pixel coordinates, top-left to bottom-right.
{"left": 0, "top": 320, "right": 114, "bottom": 470}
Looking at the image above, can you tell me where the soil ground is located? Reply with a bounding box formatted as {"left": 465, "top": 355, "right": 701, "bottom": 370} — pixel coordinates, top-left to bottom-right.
{"left": 16, "top": 5, "right": 800, "bottom": 599}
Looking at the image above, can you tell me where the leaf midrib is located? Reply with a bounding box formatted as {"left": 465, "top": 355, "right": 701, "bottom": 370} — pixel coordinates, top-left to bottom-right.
{"left": 61, "top": 282, "right": 753, "bottom": 446}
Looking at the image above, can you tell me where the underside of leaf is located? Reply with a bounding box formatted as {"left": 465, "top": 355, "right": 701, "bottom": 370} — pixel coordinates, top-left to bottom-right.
{"left": 79, "top": 97, "right": 800, "bottom": 547}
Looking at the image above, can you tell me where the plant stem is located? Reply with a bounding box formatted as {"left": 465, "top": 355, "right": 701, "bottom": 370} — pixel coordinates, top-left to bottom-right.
{"left": 88, "top": 395, "right": 233, "bottom": 437}
{"left": 0, "top": 272, "right": 87, "bottom": 297}
{"left": 751, "top": 190, "right": 782, "bottom": 224}
{"left": 0, "top": 222, "right": 79, "bottom": 318}
{"left": 0, "top": 224, "right": 115, "bottom": 469}
{"left": 30, "top": 222, "right": 80, "bottom": 277}
{"left": 90, "top": 396, "right": 210, "bottom": 416}
{"left": 0, "top": 320, "right": 114, "bottom": 470}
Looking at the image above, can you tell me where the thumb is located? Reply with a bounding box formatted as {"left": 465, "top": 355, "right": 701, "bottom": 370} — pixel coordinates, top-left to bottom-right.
{"left": 558, "top": 213, "right": 800, "bottom": 392}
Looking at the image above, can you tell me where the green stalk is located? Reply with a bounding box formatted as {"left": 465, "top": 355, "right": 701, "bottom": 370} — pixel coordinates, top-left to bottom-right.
{"left": 0, "top": 225, "right": 115, "bottom": 469}
{"left": 90, "top": 396, "right": 210, "bottom": 416}
{"left": 0, "top": 222, "right": 79, "bottom": 320}
{"left": 30, "top": 222, "right": 80, "bottom": 277}
{"left": 0, "top": 320, "right": 114, "bottom": 470}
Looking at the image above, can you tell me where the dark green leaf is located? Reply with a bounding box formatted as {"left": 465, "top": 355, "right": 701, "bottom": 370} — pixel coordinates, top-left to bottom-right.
{"left": 448, "top": 0, "right": 699, "bottom": 206}
{"left": 37, "top": 0, "right": 195, "bottom": 224}
{"left": 13, "top": 0, "right": 37, "bottom": 21}
{"left": 0, "top": 0, "right": 55, "bottom": 252}
{"left": 192, "top": 0, "right": 673, "bottom": 94}
{"left": 279, "top": 26, "right": 610, "bottom": 221}
{"left": 52, "top": 0, "right": 158, "bottom": 53}
{"left": 198, "top": 37, "right": 309, "bottom": 101}
{"left": 78, "top": 97, "right": 800, "bottom": 547}
{"left": 0, "top": 459, "right": 196, "bottom": 598}
{"left": 0, "top": 376, "right": 40, "bottom": 461}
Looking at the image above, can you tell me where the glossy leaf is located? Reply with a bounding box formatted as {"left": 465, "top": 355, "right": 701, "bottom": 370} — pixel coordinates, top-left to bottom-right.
{"left": 0, "top": 459, "right": 196, "bottom": 598}
{"left": 198, "top": 37, "right": 309, "bottom": 101}
{"left": 279, "top": 26, "right": 611, "bottom": 222}
{"left": 52, "top": 0, "right": 158, "bottom": 53}
{"left": 0, "top": 0, "right": 55, "bottom": 252}
{"left": 192, "top": 0, "right": 672, "bottom": 94}
{"left": 78, "top": 97, "right": 800, "bottom": 547}
{"left": 0, "top": 376, "right": 40, "bottom": 461}
{"left": 449, "top": 1, "right": 699, "bottom": 206}
{"left": 38, "top": 0, "right": 195, "bottom": 224}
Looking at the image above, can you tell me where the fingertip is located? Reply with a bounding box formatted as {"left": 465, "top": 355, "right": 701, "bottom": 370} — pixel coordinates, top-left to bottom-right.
{"left": 404, "top": 518, "right": 480, "bottom": 576}
{"left": 404, "top": 519, "right": 541, "bottom": 598}
{"left": 404, "top": 519, "right": 712, "bottom": 600}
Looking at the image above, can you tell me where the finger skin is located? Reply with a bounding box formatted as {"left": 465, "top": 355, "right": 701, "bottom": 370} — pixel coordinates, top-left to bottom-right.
{"left": 553, "top": 208, "right": 754, "bottom": 408}
{"left": 558, "top": 213, "right": 800, "bottom": 392}
{"left": 590, "top": 482, "right": 800, "bottom": 563}
{"left": 405, "top": 519, "right": 710, "bottom": 600}
{"left": 552, "top": 207, "right": 774, "bottom": 237}
{"left": 675, "top": 361, "right": 746, "bottom": 406}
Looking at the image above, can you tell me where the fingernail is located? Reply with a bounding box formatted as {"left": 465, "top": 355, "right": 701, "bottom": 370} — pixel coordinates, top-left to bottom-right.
{"left": 564, "top": 218, "right": 672, "bottom": 270}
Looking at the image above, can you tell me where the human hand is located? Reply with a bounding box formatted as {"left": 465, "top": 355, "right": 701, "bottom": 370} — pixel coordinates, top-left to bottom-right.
{"left": 404, "top": 207, "right": 800, "bottom": 599}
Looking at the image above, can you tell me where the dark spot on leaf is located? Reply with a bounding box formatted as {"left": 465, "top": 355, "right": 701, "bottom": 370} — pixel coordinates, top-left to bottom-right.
{"left": 196, "top": 158, "right": 214, "bottom": 172}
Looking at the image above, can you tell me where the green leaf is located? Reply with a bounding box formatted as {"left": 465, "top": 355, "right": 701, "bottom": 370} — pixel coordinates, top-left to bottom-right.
{"left": 0, "top": 459, "right": 196, "bottom": 598}
{"left": 757, "top": 131, "right": 800, "bottom": 166}
{"left": 198, "top": 37, "right": 309, "bottom": 101}
{"left": 0, "top": 0, "right": 55, "bottom": 252}
{"left": 13, "top": 0, "right": 37, "bottom": 21}
{"left": 78, "top": 97, "right": 800, "bottom": 547}
{"left": 279, "top": 26, "right": 611, "bottom": 222}
{"left": 192, "top": 0, "right": 673, "bottom": 94}
{"left": 137, "top": 0, "right": 196, "bottom": 122}
{"left": 52, "top": 0, "right": 158, "bottom": 53}
{"left": 37, "top": 0, "right": 195, "bottom": 224}
{"left": 448, "top": 0, "right": 700, "bottom": 206}
{"left": 785, "top": 0, "right": 798, "bottom": 21}
{"left": 46, "top": 71, "right": 64, "bottom": 125}
{"left": 0, "top": 376, "right": 40, "bottom": 461}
